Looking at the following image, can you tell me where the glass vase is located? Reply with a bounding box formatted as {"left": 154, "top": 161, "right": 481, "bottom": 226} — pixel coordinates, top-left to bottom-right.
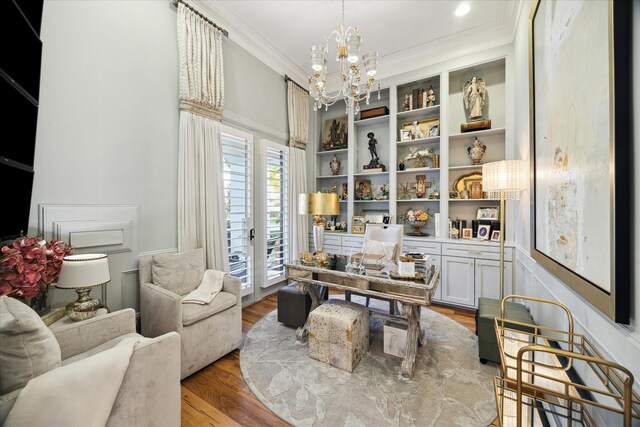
{"left": 26, "top": 286, "right": 51, "bottom": 316}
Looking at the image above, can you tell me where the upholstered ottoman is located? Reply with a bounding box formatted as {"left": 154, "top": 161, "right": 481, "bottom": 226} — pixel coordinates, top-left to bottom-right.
{"left": 277, "top": 283, "right": 312, "bottom": 328}
{"left": 308, "top": 300, "right": 369, "bottom": 372}
{"left": 476, "top": 297, "right": 535, "bottom": 364}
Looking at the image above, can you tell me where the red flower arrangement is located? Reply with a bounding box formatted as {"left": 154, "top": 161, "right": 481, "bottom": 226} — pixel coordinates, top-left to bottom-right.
{"left": 0, "top": 236, "right": 74, "bottom": 299}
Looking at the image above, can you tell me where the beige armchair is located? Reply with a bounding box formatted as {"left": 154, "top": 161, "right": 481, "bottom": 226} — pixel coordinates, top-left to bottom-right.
{"left": 0, "top": 303, "right": 181, "bottom": 426}
{"left": 139, "top": 250, "right": 242, "bottom": 379}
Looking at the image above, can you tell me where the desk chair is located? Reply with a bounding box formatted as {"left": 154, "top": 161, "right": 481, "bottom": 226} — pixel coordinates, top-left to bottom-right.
{"left": 345, "top": 224, "right": 403, "bottom": 314}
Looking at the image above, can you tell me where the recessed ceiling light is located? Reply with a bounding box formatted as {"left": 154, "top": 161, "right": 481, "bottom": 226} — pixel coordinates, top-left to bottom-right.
{"left": 455, "top": 3, "right": 471, "bottom": 17}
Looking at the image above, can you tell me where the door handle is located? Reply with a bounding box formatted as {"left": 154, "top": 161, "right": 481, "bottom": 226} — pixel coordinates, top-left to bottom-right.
{"left": 249, "top": 229, "right": 255, "bottom": 240}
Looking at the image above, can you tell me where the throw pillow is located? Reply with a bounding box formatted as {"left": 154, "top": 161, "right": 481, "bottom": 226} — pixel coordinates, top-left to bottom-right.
{"left": 152, "top": 248, "right": 205, "bottom": 296}
{"left": 0, "top": 296, "right": 62, "bottom": 394}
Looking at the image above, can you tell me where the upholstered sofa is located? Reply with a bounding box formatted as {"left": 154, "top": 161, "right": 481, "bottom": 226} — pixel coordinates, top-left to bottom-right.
{"left": 139, "top": 249, "right": 242, "bottom": 379}
{"left": 0, "top": 297, "right": 181, "bottom": 426}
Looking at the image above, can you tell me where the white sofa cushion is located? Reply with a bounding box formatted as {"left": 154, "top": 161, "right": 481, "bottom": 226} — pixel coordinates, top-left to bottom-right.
{"left": 182, "top": 292, "right": 237, "bottom": 326}
{"left": 0, "top": 296, "right": 61, "bottom": 394}
{"left": 152, "top": 248, "right": 205, "bottom": 296}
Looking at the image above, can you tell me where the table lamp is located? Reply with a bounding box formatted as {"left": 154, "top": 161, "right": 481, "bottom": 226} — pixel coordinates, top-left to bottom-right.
{"left": 482, "top": 160, "right": 527, "bottom": 299}
{"left": 56, "top": 254, "right": 111, "bottom": 321}
{"left": 298, "top": 192, "right": 340, "bottom": 257}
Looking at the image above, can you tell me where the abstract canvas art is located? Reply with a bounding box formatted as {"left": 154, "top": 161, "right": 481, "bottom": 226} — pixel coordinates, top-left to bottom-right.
{"left": 530, "top": 0, "right": 631, "bottom": 323}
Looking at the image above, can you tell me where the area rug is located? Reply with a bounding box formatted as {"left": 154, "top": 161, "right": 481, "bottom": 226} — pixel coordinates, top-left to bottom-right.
{"left": 240, "top": 296, "right": 498, "bottom": 427}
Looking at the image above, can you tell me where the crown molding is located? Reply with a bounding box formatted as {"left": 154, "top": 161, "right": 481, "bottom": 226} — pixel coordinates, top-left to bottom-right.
{"left": 191, "top": 0, "right": 522, "bottom": 93}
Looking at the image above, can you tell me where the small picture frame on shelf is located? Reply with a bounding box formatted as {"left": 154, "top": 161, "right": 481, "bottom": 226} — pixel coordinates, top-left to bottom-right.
{"left": 355, "top": 179, "right": 372, "bottom": 200}
{"left": 491, "top": 230, "right": 501, "bottom": 242}
{"left": 325, "top": 220, "right": 335, "bottom": 231}
{"left": 400, "top": 129, "right": 411, "bottom": 141}
{"left": 428, "top": 124, "right": 439, "bottom": 137}
{"left": 476, "top": 206, "right": 499, "bottom": 220}
{"left": 352, "top": 216, "right": 366, "bottom": 234}
{"left": 477, "top": 224, "right": 491, "bottom": 240}
{"left": 462, "top": 228, "right": 473, "bottom": 239}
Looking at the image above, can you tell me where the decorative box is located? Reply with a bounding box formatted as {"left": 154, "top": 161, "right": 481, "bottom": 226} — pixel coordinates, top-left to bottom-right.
{"left": 383, "top": 321, "right": 408, "bottom": 358}
{"left": 359, "top": 106, "right": 389, "bottom": 120}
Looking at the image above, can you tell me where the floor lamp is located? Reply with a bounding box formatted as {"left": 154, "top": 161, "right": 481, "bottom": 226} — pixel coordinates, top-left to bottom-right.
{"left": 298, "top": 192, "right": 340, "bottom": 261}
{"left": 482, "top": 160, "right": 527, "bottom": 299}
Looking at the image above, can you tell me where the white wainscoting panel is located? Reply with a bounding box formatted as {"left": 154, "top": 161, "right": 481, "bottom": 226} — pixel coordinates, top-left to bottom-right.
{"left": 515, "top": 247, "right": 640, "bottom": 392}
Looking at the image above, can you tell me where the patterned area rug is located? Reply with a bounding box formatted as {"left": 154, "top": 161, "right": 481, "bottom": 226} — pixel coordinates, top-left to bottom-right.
{"left": 240, "top": 296, "right": 498, "bottom": 427}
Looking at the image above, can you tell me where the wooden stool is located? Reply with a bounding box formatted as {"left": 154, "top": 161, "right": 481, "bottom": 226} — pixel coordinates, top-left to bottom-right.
{"left": 308, "top": 300, "right": 369, "bottom": 372}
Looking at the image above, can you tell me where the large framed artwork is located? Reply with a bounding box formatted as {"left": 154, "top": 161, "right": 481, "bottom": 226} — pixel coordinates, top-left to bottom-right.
{"left": 529, "top": 0, "right": 631, "bottom": 323}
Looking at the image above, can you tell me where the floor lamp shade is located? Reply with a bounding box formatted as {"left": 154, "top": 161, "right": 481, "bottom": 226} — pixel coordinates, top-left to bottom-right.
{"left": 298, "top": 193, "right": 340, "bottom": 256}
{"left": 482, "top": 160, "right": 527, "bottom": 200}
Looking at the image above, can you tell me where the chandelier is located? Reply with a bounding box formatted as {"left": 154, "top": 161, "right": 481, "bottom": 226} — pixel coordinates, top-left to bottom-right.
{"left": 308, "top": 0, "right": 380, "bottom": 113}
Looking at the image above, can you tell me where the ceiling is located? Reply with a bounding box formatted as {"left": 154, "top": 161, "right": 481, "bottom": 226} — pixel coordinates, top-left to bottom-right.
{"left": 197, "top": 1, "right": 522, "bottom": 90}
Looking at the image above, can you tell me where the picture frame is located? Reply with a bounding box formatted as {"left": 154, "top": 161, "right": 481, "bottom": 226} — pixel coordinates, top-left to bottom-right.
{"left": 354, "top": 179, "right": 372, "bottom": 200}
{"left": 428, "top": 123, "right": 439, "bottom": 137}
{"left": 352, "top": 216, "right": 365, "bottom": 234}
{"left": 530, "top": 0, "right": 631, "bottom": 323}
{"left": 490, "top": 230, "right": 500, "bottom": 242}
{"left": 363, "top": 209, "right": 390, "bottom": 225}
{"left": 477, "top": 224, "right": 491, "bottom": 240}
{"left": 401, "top": 118, "right": 439, "bottom": 140}
{"left": 321, "top": 117, "right": 348, "bottom": 151}
{"left": 400, "top": 129, "right": 411, "bottom": 141}
{"left": 462, "top": 228, "right": 473, "bottom": 240}
{"left": 476, "top": 206, "right": 499, "bottom": 221}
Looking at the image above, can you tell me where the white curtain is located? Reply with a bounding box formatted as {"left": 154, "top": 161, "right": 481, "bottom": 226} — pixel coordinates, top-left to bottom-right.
{"left": 287, "top": 81, "right": 310, "bottom": 257}
{"left": 177, "top": 4, "right": 228, "bottom": 271}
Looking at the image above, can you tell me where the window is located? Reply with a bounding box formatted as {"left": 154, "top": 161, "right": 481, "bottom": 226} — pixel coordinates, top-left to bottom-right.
{"left": 222, "top": 129, "right": 253, "bottom": 295}
{"left": 264, "top": 141, "right": 289, "bottom": 286}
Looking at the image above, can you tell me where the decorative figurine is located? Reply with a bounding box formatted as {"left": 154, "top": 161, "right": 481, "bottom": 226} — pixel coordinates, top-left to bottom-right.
{"left": 467, "top": 137, "right": 487, "bottom": 165}
{"left": 330, "top": 154, "right": 341, "bottom": 175}
{"left": 341, "top": 182, "right": 348, "bottom": 200}
{"left": 367, "top": 132, "right": 379, "bottom": 163}
{"left": 463, "top": 76, "right": 486, "bottom": 121}
{"left": 410, "top": 121, "right": 425, "bottom": 140}
{"left": 429, "top": 189, "right": 440, "bottom": 200}
{"left": 331, "top": 183, "right": 337, "bottom": 194}
{"left": 403, "top": 92, "right": 411, "bottom": 111}
{"left": 398, "top": 160, "right": 405, "bottom": 171}
{"left": 415, "top": 175, "right": 428, "bottom": 198}
{"left": 426, "top": 86, "right": 436, "bottom": 107}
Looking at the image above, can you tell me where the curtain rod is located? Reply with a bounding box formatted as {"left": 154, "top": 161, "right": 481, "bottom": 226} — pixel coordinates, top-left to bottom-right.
{"left": 285, "top": 75, "right": 308, "bottom": 93}
{"left": 171, "top": 0, "right": 229, "bottom": 37}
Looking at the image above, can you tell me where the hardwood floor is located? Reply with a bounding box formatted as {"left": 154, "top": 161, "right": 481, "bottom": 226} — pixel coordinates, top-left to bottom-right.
{"left": 180, "top": 292, "right": 481, "bottom": 427}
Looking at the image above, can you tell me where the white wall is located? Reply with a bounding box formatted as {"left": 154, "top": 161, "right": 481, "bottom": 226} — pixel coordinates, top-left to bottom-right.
{"left": 31, "top": 0, "right": 291, "bottom": 310}
{"left": 511, "top": 0, "right": 640, "bottom": 384}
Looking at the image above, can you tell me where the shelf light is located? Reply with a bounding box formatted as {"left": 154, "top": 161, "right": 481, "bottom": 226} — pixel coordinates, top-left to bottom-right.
{"left": 455, "top": 3, "right": 471, "bottom": 17}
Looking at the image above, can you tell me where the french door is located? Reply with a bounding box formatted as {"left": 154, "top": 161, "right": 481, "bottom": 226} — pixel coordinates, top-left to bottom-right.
{"left": 221, "top": 125, "right": 290, "bottom": 297}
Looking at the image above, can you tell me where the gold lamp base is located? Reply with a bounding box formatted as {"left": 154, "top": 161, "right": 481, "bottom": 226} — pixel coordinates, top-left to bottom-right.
{"left": 64, "top": 288, "right": 101, "bottom": 321}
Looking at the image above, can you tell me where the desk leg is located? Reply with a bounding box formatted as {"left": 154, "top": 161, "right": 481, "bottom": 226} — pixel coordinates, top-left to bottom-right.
{"left": 295, "top": 282, "right": 321, "bottom": 342}
{"left": 400, "top": 304, "right": 422, "bottom": 378}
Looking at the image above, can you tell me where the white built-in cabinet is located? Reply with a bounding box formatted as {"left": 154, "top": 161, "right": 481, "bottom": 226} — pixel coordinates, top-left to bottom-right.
{"left": 310, "top": 55, "right": 513, "bottom": 309}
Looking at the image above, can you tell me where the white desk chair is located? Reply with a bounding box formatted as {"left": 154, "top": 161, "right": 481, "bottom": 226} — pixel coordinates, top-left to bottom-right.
{"left": 346, "top": 224, "right": 403, "bottom": 314}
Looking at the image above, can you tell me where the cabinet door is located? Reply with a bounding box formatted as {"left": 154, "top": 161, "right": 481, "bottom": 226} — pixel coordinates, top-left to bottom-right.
{"left": 441, "top": 256, "right": 475, "bottom": 307}
{"left": 474, "top": 259, "right": 513, "bottom": 304}
{"left": 427, "top": 255, "right": 442, "bottom": 301}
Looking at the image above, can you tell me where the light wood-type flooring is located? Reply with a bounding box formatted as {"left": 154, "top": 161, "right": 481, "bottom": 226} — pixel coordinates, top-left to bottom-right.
{"left": 180, "top": 291, "right": 496, "bottom": 427}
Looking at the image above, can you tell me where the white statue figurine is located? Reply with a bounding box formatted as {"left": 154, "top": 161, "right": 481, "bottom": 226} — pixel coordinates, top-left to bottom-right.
{"left": 410, "top": 121, "right": 424, "bottom": 139}
{"left": 463, "top": 76, "right": 486, "bottom": 121}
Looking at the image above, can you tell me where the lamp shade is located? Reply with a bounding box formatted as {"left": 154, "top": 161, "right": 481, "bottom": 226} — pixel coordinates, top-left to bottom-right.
{"left": 482, "top": 160, "right": 527, "bottom": 200}
{"left": 56, "top": 254, "right": 110, "bottom": 289}
{"left": 298, "top": 193, "right": 340, "bottom": 216}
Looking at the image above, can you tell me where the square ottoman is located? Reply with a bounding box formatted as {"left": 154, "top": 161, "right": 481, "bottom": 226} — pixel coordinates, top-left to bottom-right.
{"left": 476, "top": 297, "right": 535, "bottom": 364}
{"left": 277, "top": 283, "right": 312, "bottom": 328}
{"left": 308, "top": 299, "right": 369, "bottom": 372}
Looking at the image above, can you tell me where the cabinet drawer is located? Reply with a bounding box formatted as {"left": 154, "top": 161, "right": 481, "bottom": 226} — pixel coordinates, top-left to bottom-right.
{"left": 442, "top": 243, "right": 512, "bottom": 262}
{"left": 323, "top": 235, "right": 342, "bottom": 246}
{"left": 403, "top": 240, "right": 441, "bottom": 255}
{"left": 342, "top": 237, "right": 364, "bottom": 248}
{"left": 323, "top": 244, "right": 341, "bottom": 255}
